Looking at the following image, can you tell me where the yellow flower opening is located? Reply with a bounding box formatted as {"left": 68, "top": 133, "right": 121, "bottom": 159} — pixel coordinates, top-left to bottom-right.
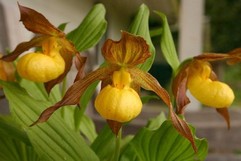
{"left": 17, "top": 37, "right": 65, "bottom": 82}
{"left": 187, "top": 60, "right": 234, "bottom": 108}
{"left": 95, "top": 69, "right": 142, "bottom": 122}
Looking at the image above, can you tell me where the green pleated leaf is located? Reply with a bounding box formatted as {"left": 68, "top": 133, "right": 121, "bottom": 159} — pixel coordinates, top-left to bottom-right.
{"left": 19, "top": 79, "right": 62, "bottom": 104}
{"left": 0, "top": 116, "right": 30, "bottom": 145}
{"left": 0, "top": 116, "right": 40, "bottom": 161}
{"left": 129, "top": 4, "right": 155, "bottom": 72}
{"left": 0, "top": 80, "right": 99, "bottom": 161}
{"left": 155, "top": 11, "right": 180, "bottom": 72}
{"left": 91, "top": 125, "right": 116, "bottom": 161}
{"left": 0, "top": 138, "right": 41, "bottom": 161}
{"left": 67, "top": 3, "right": 107, "bottom": 52}
{"left": 79, "top": 114, "right": 97, "bottom": 143}
{"left": 120, "top": 120, "right": 208, "bottom": 161}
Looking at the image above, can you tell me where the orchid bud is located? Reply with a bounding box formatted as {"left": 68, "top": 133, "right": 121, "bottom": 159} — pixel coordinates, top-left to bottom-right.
{"left": 95, "top": 69, "right": 142, "bottom": 122}
{"left": 187, "top": 60, "right": 234, "bottom": 108}
{"left": 17, "top": 37, "right": 65, "bottom": 82}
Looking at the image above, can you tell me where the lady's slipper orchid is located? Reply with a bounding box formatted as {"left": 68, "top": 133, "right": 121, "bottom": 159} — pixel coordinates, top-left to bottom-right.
{"left": 187, "top": 60, "right": 234, "bottom": 108}
{"left": 172, "top": 51, "right": 241, "bottom": 128}
{"left": 0, "top": 4, "right": 84, "bottom": 92}
{"left": 31, "top": 31, "right": 197, "bottom": 151}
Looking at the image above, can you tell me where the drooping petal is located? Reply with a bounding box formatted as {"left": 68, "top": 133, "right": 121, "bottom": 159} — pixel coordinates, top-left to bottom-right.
{"left": 169, "top": 109, "right": 197, "bottom": 152}
{"left": 102, "top": 31, "right": 151, "bottom": 67}
{"left": 128, "top": 67, "right": 197, "bottom": 152}
{"left": 31, "top": 66, "right": 119, "bottom": 125}
{"left": 73, "top": 53, "right": 87, "bottom": 82}
{"left": 18, "top": 3, "right": 63, "bottom": 36}
{"left": 1, "top": 36, "right": 47, "bottom": 62}
{"left": 128, "top": 67, "right": 170, "bottom": 106}
{"left": 172, "top": 60, "right": 192, "bottom": 114}
{"left": 175, "top": 76, "right": 190, "bottom": 114}
{"left": 216, "top": 108, "right": 230, "bottom": 129}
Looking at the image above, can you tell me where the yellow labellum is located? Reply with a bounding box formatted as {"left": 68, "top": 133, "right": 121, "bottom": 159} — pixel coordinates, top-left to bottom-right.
{"left": 187, "top": 61, "right": 234, "bottom": 108}
{"left": 95, "top": 69, "right": 142, "bottom": 122}
{"left": 95, "top": 85, "right": 142, "bottom": 122}
{"left": 17, "top": 38, "right": 65, "bottom": 82}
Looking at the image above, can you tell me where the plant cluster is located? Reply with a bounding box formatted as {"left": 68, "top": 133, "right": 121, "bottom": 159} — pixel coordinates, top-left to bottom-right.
{"left": 0, "top": 3, "right": 240, "bottom": 161}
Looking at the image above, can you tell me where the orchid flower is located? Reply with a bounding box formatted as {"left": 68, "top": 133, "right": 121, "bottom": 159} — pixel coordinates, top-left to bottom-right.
{"left": 172, "top": 49, "right": 241, "bottom": 128}
{"left": 0, "top": 4, "right": 85, "bottom": 92}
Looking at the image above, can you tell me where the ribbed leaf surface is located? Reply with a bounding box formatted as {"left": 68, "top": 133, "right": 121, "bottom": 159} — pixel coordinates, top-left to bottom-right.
{"left": 1, "top": 81, "right": 99, "bottom": 161}
{"left": 120, "top": 120, "right": 208, "bottom": 161}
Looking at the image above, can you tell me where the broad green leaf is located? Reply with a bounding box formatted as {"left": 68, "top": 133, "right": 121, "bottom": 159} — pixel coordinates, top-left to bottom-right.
{"left": 155, "top": 11, "right": 180, "bottom": 72}
{"left": 19, "top": 79, "right": 61, "bottom": 103}
{"left": 67, "top": 3, "right": 107, "bottom": 52}
{"left": 79, "top": 114, "right": 97, "bottom": 143}
{"left": 91, "top": 125, "right": 116, "bottom": 161}
{"left": 19, "top": 79, "right": 48, "bottom": 101}
{"left": 0, "top": 115, "right": 30, "bottom": 145}
{"left": 129, "top": 4, "right": 155, "bottom": 72}
{"left": 120, "top": 120, "right": 208, "bottom": 161}
{"left": 0, "top": 80, "right": 99, "bottom": 161}
{"left": 0, "top": 138, "right": 41, "bottom": 161}
{"left": 0, "top": 116, "right": 40, "bottom": 161}
{"left": 60, "top": 107, "right": 97, "bottom": 143}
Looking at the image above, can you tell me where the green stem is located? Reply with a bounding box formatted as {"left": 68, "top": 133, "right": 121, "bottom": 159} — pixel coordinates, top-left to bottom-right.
{"left": 112, "top": 128, "right": 122, "bottom": 161}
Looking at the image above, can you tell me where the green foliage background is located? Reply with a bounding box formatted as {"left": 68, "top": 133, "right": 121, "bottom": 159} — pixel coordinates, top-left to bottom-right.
{"left": 205, "top": 0, "right": 241, "bottom": 52}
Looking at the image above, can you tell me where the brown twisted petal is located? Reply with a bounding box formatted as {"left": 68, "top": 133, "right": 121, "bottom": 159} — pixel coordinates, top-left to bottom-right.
{"left": 128, "top": 67, "right": 197, "bottom": 152}
{"left": 102, "top": 31, "right": 151, "bottom": 67}
{"left": 18, "top": 3, "right": 63, "bottom": 36}
{"left": 1, "top": 36, "right": 47, "bottom": 62}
